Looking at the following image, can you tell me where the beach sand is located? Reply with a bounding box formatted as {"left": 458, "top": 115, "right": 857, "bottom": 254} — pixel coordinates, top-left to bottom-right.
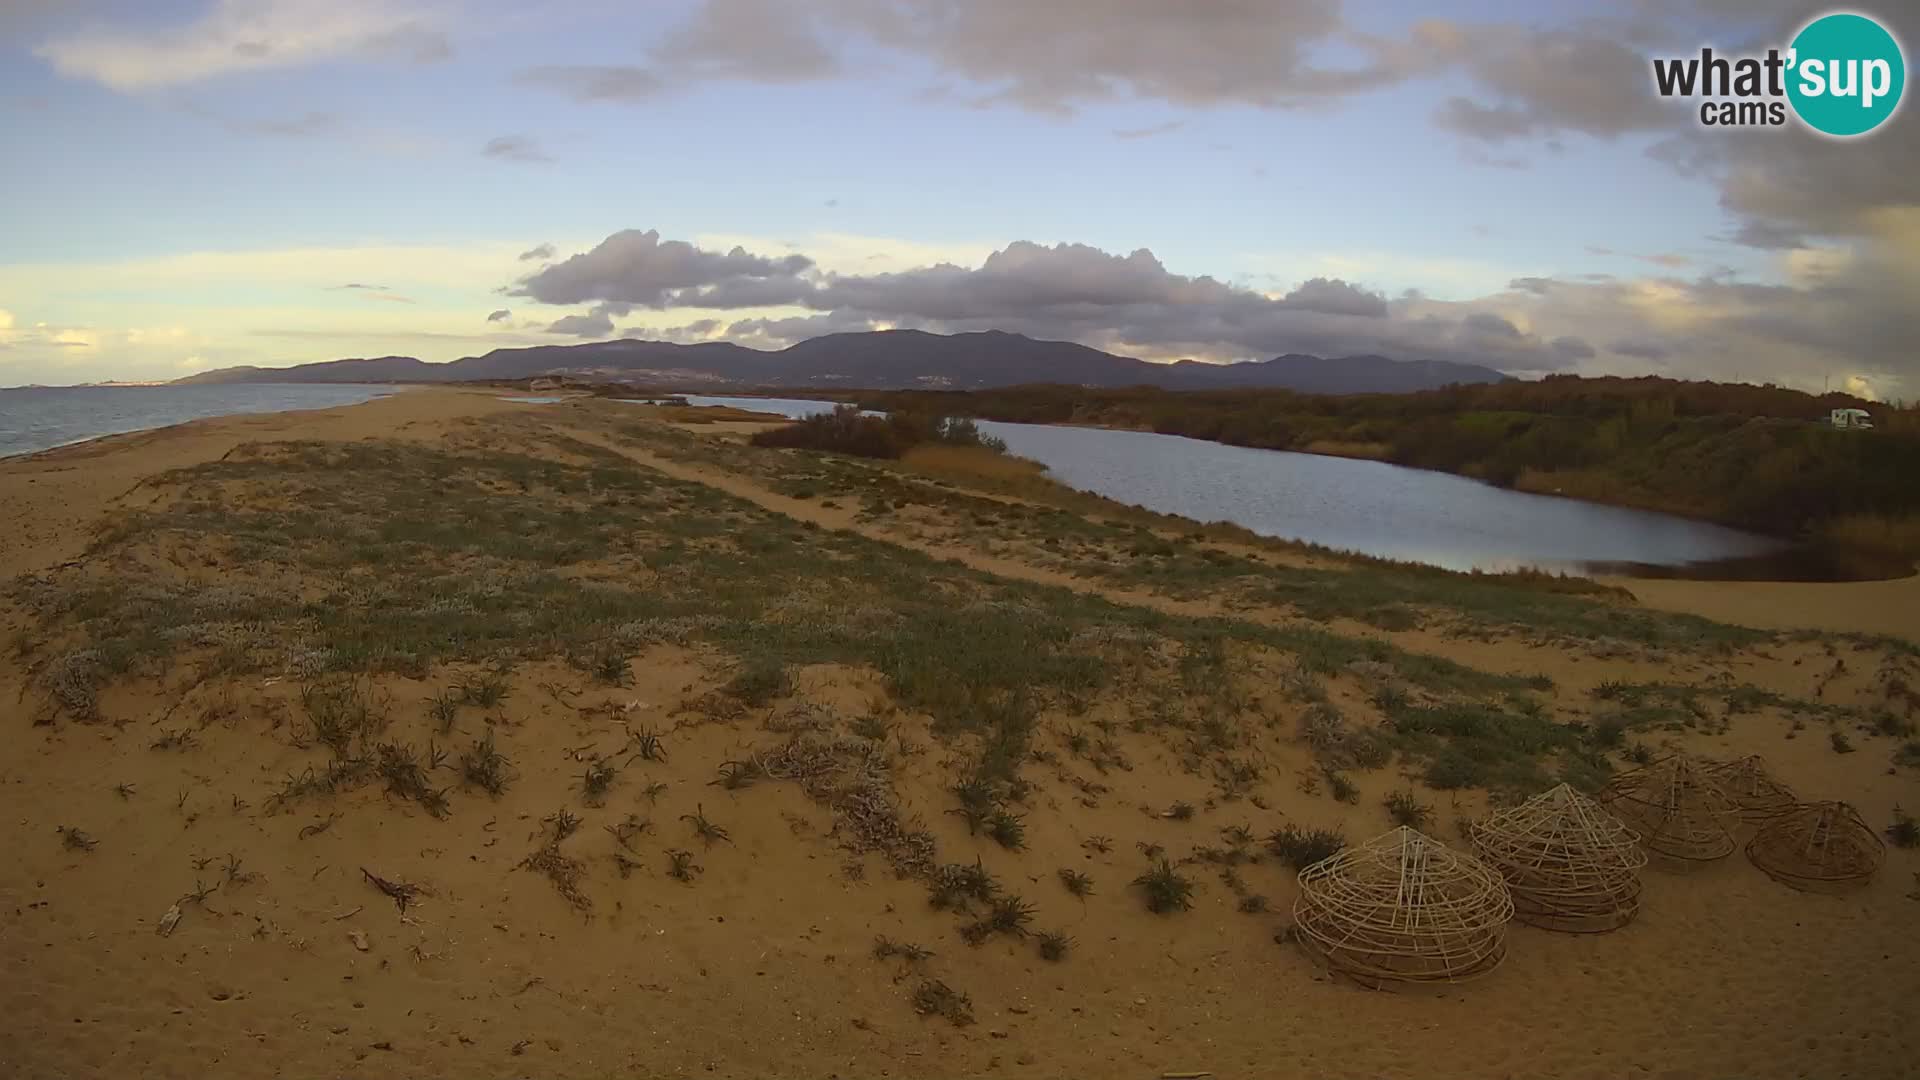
{"left": 2, "top": 388, "right": 1915, "bottom": 1079}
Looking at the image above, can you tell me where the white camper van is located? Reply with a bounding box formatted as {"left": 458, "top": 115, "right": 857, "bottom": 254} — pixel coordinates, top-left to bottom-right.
{"left": 1829, "top": 408, "right": 1874, "bottom": 430}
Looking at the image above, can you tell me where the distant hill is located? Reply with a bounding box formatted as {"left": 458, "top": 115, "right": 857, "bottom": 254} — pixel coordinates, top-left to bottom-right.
{"left": 175, "top": 329, "right": 1509, "bottom": 394}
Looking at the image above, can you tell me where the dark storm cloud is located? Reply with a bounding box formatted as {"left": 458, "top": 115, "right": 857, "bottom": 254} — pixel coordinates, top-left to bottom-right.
{"left": 487, "top": 309, "right": 512, "bottom": 323}
{"left": 517, "top": 243, "right": 556, "bottom": 262}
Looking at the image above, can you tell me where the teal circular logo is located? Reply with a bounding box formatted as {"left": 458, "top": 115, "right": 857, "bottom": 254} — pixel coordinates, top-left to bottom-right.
{"left": 1787, "top": 13, "right": 1905, "bottom": 137}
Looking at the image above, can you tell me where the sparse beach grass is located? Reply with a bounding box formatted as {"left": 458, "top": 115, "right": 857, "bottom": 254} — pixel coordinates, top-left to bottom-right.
{"left": 5, "top": 397, "right": 1918, "bottom": 1079}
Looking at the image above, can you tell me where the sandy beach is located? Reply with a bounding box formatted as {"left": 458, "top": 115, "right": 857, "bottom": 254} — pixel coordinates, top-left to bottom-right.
{"left": 2, "top": 387, "right": 1915, "bottom": 1080}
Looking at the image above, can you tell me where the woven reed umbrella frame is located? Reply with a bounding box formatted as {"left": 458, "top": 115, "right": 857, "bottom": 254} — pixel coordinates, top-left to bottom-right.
{"left": 1745, "top": 801, "right": 1885, "bottom": 892}
{"left": 1292, "top": 827, "right": 1514, "bottom": 989}
{"left": 1468, "top": 783, "right": 1647, "bottom": 933}
{"left": 1600, "top": 756, "right": 1738, "bottom": 862}
{"left": 1702, "top": 755, "right": 1798, "bottom": 824}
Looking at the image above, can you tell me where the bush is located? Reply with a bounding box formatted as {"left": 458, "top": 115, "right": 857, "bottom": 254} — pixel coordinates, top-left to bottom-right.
{"left": 749, "top": 405, "right": 1009, "bottom": 460}
{"left": 1132, "top": 859, "right": 1195, "bottom": 914}
{"left": 1887, "top": 807, "right": 1919, "bottom": 849}
{"left": 1384, "top": 790, "right": 1433, "bottom": 829}
{"left": 1266, "top": 825, "right": 1345, "bottom": 869}
{"left": 751, "top": 405, "right": 904, "bottom": 459}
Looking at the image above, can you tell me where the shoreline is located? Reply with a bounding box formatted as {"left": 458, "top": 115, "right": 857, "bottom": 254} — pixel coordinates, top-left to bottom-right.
{"left": 0, "top": 382, "right": 424, "bottom": 463}
{"left": 716, "top": 392, "right": 1909, "bottom": 585}
{"left": 0, "top": 386, "right": 521, "bottom": 579}
{"left": 3, "top": 390, "right": 1912, "bottom": 642}
{"left": 812, "top": 391, "right": 1893, "bottom": 552}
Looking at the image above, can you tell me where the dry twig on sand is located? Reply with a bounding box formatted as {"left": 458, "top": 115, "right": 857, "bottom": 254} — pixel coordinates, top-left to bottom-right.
{"left": 361, "top": 867, "right": 426, "bottom": 914}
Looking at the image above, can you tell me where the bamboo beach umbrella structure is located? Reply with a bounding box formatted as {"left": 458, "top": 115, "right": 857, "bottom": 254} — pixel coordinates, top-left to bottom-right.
{"left": 1702, "top": 755, "right": 1798, "bottom": 824}
{"left": 1599, "top": 756, "right": 1738, "bottom": 863}
{"left": 1292, "top": 826, "right": 1514, "bottom": 988}
{"left": 1745, "top": 801, "right": 1885, "bottom": 892}
{"left": 1468, "top": 783, "right": 1646, "bottom": 932}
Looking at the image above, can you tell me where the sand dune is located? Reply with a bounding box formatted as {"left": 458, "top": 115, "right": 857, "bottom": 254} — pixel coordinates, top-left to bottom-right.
{"left": 2, "top": 389, "right": 1915, "bottom": 1079}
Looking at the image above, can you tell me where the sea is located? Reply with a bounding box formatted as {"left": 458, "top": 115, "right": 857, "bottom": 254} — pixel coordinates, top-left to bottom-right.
{"left": 0, "top": 384, "right": 400, "bottom": 459}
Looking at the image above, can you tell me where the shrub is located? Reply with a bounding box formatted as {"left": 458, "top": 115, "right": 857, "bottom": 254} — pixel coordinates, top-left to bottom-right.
{"left": 722, "top": 661, "right": 790, "bottom": 706}
{"left": 1887, "top": 807, "right": 1919, "bottom": 849}
{"left": 1324, "top": 771, "right": 1359, "bottom": 804}
{"left": 1058, "top": 868, "right": 1094, "bottom": 897}
{"left": 1132, "top": 859, "right": 1195, "bottom": 913}
{"left": 1384, "top": 790, "right": 1433, "bottom": 829}
{"left": 749, "top": 406, "right": 1010, "bottom": 460}
{"left": 1266, "top": 825, "right": 1345, "bottom": 869}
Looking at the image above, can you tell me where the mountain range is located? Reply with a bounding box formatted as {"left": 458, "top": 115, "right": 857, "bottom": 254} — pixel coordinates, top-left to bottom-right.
{"left": 175, "top": 329, "right": 1509, "bottom": 394}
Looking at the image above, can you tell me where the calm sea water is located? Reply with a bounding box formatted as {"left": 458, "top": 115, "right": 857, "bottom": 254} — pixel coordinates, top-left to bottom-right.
{"left": 680, "top": 395, "right": 1784, "bottom": 575}
{"left": 0, "top": 384, "right": 400, "bottom": 459}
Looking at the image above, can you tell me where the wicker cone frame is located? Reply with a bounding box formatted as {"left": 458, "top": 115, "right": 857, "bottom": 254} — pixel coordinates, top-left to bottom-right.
{"left": 1467, "top": 783, "right": 1647, "bottom": 933}
{"left": 1745, "top": 801, "right": 1885, "bottom": 892}
{"left": 1599, "top": 756, "right": 1738, "bottom": 862}
{"left": 1702, "top": 755, "right": 1798, "bottom": 824}
{"left": 1292, "top": 826, "right": 1514, "bottom": 989}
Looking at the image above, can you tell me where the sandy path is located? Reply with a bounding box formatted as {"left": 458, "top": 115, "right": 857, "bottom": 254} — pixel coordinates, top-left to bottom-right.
{"left": 557, "top": 425, "right": 1235, "bottom": 623}
{"left": 1616, "top": 573, "right": 1920, "bottom": 642}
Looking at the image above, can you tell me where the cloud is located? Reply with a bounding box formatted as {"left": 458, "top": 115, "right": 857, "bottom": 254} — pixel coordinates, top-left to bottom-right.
{"left": 482, "top": 134, "right": 552, "bottom": 163}
{"left": 1549, "top": 335, "right": 1596, "bottom": 361}
{"left": 227, "top": 110, "right": 338, "bottom": 137}
{"left": 547, "top": 309, "right": 615, "bottom": 338}
{"left": 653, "top": 0, "right": 838, "bottom": 82}
{"left": 521, "top": 1, "right": 1452, "bottom": 113}
{"left": 1435, "top": 28, "right": 1671, "bottom": 142}
{"left": 0, "top": 308, "right": 13, "bottom": 331}
{"left": 517, "top": 243, "right": 556, "bottom": 262}
{"left": 509, "top": 231, "right": 1598, "bottom": 371}
{"left": 487, "top": 308, "right": 512, "bottom": 323}
{"left": 617, "top": 318, "right": 726, "bottom": 344}
{"left": 1112, "top": 121, "right": 1184, "bottom": 140}
{"left": 1462, "top": 311, "right": 1523, "bottom": 339}
{"left": 517, "top": 65, "right": 665, "bottom": 103}
{"left": 501, "top": 225, "right": 1920, "bottom": 394}
{"left": 327, "top": 282, "right": 412, "bottom": 302}
{"left": 511, "top": 228, "right": 815, "bottom": 311}
{"left": 1610, "top": 340, "right": 1672, "bottom": 361}
{"left": 1278, "top": 278, "right": 1388, "bottom": 319}
{"left": 34, "top": 0, "right": 451, "bottom": 90}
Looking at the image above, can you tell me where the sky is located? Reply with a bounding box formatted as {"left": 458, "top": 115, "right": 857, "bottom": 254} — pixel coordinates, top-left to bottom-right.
{"left": 0, "top": 1, "right": 1913, "bottom": 398}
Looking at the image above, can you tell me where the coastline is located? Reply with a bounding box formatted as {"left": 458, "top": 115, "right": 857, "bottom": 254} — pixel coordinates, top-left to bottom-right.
{"left": 0, "top": 383, "right": 422, "bottom": 463}
{"left": 0, "top": 386, "right": 519, "bottom": 579}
